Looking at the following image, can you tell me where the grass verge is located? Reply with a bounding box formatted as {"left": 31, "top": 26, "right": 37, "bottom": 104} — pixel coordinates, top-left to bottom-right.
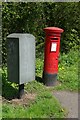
{"left": 2, "top": 48, "right": 78, "bottom": 118}
{"left": 2, "top": 69, "right": 66, "bottom": 118}
{"left": 36, "top": 49, "right": 78, "bottom": 91}
{"left": 2, "top": 89, "right": 66, "bottom": 118}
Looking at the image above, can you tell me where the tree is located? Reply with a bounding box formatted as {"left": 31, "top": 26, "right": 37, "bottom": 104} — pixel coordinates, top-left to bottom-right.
{"left": 2, "top": 2, "right": 79, "bottom": 64}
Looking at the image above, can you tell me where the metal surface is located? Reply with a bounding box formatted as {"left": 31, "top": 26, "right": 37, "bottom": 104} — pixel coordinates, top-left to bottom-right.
{"left": 44, "top": 27, "right": 64, "bottom": 34}
{"left": 43, "top": 72, "right": 57, "bottom": 86}
{"left": 43, "top": 27, "right": 64, "bottom": 86}
{"left": 7, "top": 38, "right": 19, "bottom": 84}
{"left": 7, "top": 33, "right": 35, "bottom": 84}
{"left": 18, "top": 84, "right": 24, "bottom": 99}
{"left": 19, "top": 34, "right": 35, "bottom": 84}
{"left": 43, "top": 27, "right": 64, "bottom": 74}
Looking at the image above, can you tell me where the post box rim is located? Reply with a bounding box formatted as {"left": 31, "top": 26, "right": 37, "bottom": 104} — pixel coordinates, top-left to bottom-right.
{"left": 43, "top": 27, "right": 64, "bottom": 33}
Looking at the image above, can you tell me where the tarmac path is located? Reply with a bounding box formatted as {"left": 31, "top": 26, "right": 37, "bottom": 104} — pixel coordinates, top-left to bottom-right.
{"left": 53, "top": 91, "right": 79, "bottom": 118}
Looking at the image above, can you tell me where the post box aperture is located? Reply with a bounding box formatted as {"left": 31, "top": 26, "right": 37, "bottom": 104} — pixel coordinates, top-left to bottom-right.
{"left": 43, "top": 27, "right": 64, "bottom": 86}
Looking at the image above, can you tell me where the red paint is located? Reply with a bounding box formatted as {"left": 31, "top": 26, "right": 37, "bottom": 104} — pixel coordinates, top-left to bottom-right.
{"left": 43, "top": 27, "right": 64, "bottom": 74}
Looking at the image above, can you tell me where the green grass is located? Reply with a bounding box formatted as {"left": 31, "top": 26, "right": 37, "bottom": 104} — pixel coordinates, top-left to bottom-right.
{"left": 2, "top": 49, "right": 78, "bottom": 118}
{"left": 56, "top": 64, "right": 78, "bottom": 91}
{"left": 36, "top": 49, "right": 78, "bottom": 91}
{"left": 2, "top": 80, "right": 66, "bottom": 118}
{"left": 2, "top": 70, "right": 66, "bottom": 118}
{"left": 57, "top": 49, "right": 78, "bottom": 91}
{"left": 36, "top": 58, "right": 44, "bottom": 77}
{"left": 2, "top": 89, "right": 66, "bottom": 118}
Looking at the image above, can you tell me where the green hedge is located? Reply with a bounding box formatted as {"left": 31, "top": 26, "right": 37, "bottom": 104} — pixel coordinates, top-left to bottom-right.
{"left": 2, "top": 2, "right": 79, "bottom": 64}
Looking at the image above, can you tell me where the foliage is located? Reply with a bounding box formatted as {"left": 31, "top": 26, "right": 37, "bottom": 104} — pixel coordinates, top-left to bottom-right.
{"left": 2, "top": 70, "right": 66, "bottom": 118}
{"left": 59, "top": 48, "right": 79, "bottom": 66}
{"left": 2, "top": 67, "right": 18, "bottom": 99}
{"left": 3, "top": 96, "right": 66, "bottom": 118}
{"left": 2, "top": 3, "right": 79, "bottom": 117}
{"left": 36, "top": 58, "right": 44, "bottom": 77}
{"left": 36, "top": 48, "right": 79, "bottom": 91}
{"left": 2, "top": 48, "right": 78, "bottom": 118}
{"left": 56, "top": 49, "right": 78, "bottom": 91}
{"left": 2, "top": 2, "right": 80, "bottom": 64}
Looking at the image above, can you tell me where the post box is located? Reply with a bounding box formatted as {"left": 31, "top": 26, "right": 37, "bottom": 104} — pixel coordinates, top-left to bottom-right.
{"left": 43, "top": 27, "right": 64, "bottom": 86}
{"left": 7, "top": 33, "right": 35, "bottom": 98}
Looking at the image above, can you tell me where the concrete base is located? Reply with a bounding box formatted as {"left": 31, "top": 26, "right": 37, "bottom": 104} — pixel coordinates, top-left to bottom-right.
{"left": 43, "top": 72, "right": 57, "bottom": 86}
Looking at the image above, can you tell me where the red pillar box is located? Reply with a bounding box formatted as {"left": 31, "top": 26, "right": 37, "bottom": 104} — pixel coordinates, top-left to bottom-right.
{"left": 43, "top": 27, "right": 64, "bottom": 86}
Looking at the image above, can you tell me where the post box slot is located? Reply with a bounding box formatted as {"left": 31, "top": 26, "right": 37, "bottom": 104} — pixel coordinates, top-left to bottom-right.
{"left": 50, "top": 38, "right": 58, "bottom": 40}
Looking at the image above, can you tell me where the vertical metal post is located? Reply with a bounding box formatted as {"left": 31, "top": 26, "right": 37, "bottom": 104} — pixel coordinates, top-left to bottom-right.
{"left": 18, "top": 84, "right": 24, "bottom": 99}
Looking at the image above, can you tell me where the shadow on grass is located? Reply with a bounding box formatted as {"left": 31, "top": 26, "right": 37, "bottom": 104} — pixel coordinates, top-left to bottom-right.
{"left": 2, "top": 72, "right": 18, "bottom": 100}
{"left": 35, "top": 76, "right": 43, "bottom": 83}
{"left": 2, "top": 72, "right": 43, "bottom": 100}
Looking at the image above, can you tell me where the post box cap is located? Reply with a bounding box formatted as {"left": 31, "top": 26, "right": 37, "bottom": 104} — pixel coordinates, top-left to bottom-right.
{"left": 44, "top": 27, "right": 64, "bottom": 33}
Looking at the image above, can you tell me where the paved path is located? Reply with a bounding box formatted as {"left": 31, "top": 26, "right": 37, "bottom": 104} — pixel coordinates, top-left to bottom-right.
{"left": 53, "top": 91, "right": 79, "bottom": 118}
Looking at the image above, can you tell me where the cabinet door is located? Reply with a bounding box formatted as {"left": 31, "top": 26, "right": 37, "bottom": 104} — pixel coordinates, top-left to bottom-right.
{"left": 7, "top": 38, "right": 19, "bottom": 84}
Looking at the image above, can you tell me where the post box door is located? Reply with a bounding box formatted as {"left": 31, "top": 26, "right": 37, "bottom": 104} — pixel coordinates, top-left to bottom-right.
{"left": 50, "top": 39, "right": 59, "bottom": 73}
{"left": 44, "top": 38, "right": 60, "bottom": 74}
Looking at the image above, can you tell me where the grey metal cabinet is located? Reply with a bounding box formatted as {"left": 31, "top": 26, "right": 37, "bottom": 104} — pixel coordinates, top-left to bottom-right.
{"left": 7, "top": 33, "right": 35, "bottom": 84}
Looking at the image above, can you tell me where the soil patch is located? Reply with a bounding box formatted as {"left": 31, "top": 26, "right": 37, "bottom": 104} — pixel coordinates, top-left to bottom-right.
{"left": 2, "top": 92, "right": 36, "bottom": 106}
